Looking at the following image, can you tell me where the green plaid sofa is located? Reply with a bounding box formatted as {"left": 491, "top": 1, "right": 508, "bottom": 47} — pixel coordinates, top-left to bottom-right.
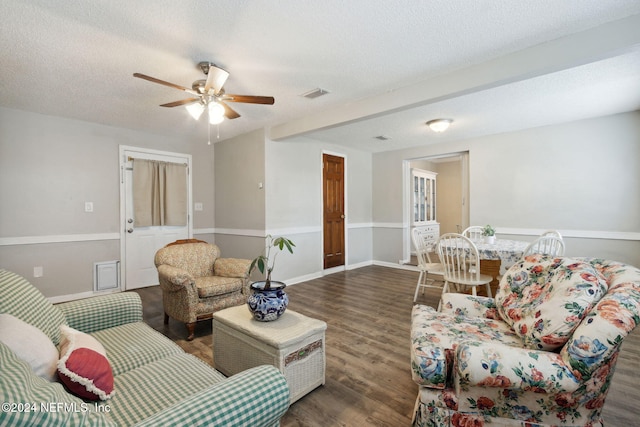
{"left": 0, "top": 269, "right": 290, "bottom": 426}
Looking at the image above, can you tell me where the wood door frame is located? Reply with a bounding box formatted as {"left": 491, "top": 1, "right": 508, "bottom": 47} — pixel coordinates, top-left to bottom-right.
{"left": 118, "top": 145, "right": 193, "bottom": 290}
{"left": 321, "top": 151, "right": 347, "bottom": 272}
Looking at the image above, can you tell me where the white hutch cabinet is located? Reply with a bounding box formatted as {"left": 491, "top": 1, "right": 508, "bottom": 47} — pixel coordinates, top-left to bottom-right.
{"left": 411, "top": 168, "right": 439, "bottom": 244}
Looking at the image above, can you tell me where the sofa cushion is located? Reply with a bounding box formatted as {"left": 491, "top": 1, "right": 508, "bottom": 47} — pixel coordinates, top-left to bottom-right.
{"left": 0, "top": 313, "right": 59, "bottom": 381}
{"left": 0, "top": 269, "right": 66, "bottom": 345}
{"left": 214, "top": 257, "right": 251, "bottom": 278}
{"left": 57, "top": 326, "right": 115, "bottom": 401}
{"left": 90, "top": 321, "right": 184, "bottom": 376}
{"left": 0, "top": 341, "right": 116, "bottom": 426}
{"left": 105, "top": 353, "right": 226, "bottom": 426}
{"left": 496, "top": 255, "right": 607, "bottom": 350}
{"left": 195, "top": 276, "right": 243, "bottom": 298}
{"left": 411, "top": 304, "right": 523, "bottom": 389}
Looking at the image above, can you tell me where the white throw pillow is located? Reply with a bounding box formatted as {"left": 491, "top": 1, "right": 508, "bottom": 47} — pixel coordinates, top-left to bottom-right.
{"left": 0, "top": 313, "right": 59, "bottom": 381}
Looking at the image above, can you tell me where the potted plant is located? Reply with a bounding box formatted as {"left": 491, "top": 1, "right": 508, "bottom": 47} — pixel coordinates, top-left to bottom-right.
{"left": 482, "top": 225, "right": 496, "bottom": 244}
{"left": 246, "top": 235, "right": 295, "bottom": 322}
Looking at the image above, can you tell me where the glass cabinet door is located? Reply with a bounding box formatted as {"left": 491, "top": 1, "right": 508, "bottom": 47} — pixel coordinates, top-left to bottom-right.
{"left": 412, "top": 168, "right": 437, "bottom": 226}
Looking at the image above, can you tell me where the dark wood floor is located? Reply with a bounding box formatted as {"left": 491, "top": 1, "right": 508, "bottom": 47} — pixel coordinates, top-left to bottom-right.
{"left": 134, "top": 265, "right": 640, "bottom": 426}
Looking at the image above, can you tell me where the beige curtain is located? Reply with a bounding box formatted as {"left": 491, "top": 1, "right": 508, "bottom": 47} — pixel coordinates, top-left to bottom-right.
{"left": 132, "top": 159, "right": 187, "bottom": 227}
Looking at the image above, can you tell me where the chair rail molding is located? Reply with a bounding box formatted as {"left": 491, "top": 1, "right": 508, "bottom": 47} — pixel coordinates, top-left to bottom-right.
{"left": 497, "top": 228, "right": 640, "bottom": 241}
{"left": 0, "top": 233, "right": 120, "bottom": 246}
{"left": 3, "top": 228, "right": 636, "bottom": 246}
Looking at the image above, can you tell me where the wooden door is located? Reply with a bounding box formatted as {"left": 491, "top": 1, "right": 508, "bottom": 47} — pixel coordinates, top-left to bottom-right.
{"left": 323, "top": 154, "right": 345, "bottom": 269}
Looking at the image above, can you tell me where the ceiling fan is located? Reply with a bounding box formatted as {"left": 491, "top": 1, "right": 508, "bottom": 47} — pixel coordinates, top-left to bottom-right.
{"left": 133, "top": 62, "right": 274, "bottom": 124}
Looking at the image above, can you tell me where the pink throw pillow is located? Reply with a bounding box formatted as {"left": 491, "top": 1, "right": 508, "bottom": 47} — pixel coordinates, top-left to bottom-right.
{"left": 57, "top": 325, "right": 114, "bottom": 401}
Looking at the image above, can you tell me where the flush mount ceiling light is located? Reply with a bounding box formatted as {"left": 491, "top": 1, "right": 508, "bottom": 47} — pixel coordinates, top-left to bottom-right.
{"left": 426, "top": 118, "right": 453, "bottom": 133}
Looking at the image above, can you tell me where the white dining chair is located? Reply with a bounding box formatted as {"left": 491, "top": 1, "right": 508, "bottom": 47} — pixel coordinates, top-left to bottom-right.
{"left": 411, "top": 227, "right": 444, "bottom": 303}
{"left": 461, "top": 225, "right": 484, "bottom": 243}
{"left": 435, "top": 233, "right": 493, "bottom": 310}
{"left": 541, "top": 229, "right": 563, "bottom": 240}
{"left": 523, "top": 235, "right": 565, "bottom": 257}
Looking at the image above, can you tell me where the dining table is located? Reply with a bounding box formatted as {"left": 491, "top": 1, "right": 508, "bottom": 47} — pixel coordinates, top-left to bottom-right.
{"left": 471, "top": 238, "right": 529, "bottom": 293}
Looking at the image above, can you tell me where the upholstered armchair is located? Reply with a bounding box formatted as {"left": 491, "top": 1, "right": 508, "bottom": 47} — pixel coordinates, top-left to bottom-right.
{"left": 411, "top": 255, "right": 640, "bottom": 426}
{"left": 154, "top": 240, "right": 252, "bottom": 340}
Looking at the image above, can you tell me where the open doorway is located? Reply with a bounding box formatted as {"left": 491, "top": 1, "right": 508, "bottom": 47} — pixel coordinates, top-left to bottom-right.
{"left": 403, "top": 152, "right": 469, "bottom": 262}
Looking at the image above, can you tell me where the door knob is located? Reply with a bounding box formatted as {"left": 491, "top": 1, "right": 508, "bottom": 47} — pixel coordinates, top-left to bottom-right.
{"left": 340, "top": 214, "right": 345, "bottom": 219}
{"left": 127, "top": 228, "right": 134, "bottom": 233}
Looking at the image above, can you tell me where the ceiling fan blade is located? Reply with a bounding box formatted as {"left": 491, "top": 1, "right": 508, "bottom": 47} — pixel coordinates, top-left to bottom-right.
{"left": 133, "top": 73, "right": 198, "bottom": 94}
{"left": 205, "top": 65, "right": 230, "bottom": 95}
{"left": 160, "top": 98, "right": 200, "bottom": 107}
{"left": 220, "top": 101, "right": 241, "bottom": 119}
{"left": 224, "top": 94, "right": 275, "bottom": 105}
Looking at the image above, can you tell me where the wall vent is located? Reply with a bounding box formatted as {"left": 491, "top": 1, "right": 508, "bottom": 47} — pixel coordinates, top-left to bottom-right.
{"left": 94, "top": 261, "right": 120, "bottom": 292}
{"left": 301, "top": 88, "right": 330, "bottom": 99}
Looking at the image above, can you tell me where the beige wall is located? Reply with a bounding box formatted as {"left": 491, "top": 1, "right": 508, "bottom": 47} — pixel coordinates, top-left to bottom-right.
{"left": 433, "top": 159, "right": 463, "bottom": 235}
{"left": 0, "top": 107, "right": 214, "bottom": 298}
{"left": 214, "top": 129, "right": 266, "bottom": 232}
{"left": 2, "top": 106, "right": 638, "bottom": 299}
{"left": 372, "top": 111, "right": 640, "bottom": 267}
{"left": 214, "top": 133, "right": 374, "bottom": 282}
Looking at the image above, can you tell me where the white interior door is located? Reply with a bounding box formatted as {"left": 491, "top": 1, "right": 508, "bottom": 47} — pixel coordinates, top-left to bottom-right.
{"left": 120, "top": 146, "right": 192, "bottom": 290}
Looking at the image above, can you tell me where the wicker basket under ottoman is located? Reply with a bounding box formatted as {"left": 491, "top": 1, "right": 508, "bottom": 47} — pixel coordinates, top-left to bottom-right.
{"left": 212, "top": 305, "right": 327, "bottom": 403}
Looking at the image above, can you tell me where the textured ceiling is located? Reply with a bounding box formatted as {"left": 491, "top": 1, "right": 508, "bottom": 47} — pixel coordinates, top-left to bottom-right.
{"left": 1, "top": 0, "right": 639, "bottom": 152}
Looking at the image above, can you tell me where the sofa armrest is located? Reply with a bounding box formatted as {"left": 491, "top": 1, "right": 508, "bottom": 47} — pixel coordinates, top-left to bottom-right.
{"left": 214, "top": 258, "right": 251, "bottom": 279}
{"left": 157, "top": 264, "right": 195, "bottom": 291}
{"left": 133, "top": 365, "right": 290, "bottom": 427}
{"left": 455, "top": 340, "right": 580, "bottom": 395}
{"left": 56, "top": 292, "right": 143, "bottom": 333}
{"left": 441, "top": 293, "right": 500, "bottom": 319}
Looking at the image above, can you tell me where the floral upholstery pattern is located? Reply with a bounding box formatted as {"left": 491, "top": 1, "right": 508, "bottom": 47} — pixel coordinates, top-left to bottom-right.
{"left": 411, "top": 304, "right": 522, "bottom": 389}
{"left": 496, "top": 255, "right": 608, "bottom": 351}
{"left": 411, "top": 257, "right": 640, "bottom": 427}
{"left": 154, "top": 242, "right": 251, "bottom": 340}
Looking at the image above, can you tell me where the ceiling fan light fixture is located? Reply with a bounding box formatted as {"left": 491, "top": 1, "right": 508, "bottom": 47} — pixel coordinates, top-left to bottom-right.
{"left": 186, "top": 102, "right": 205, "bottom": 120}
{"left": 426, "top": 118, "right": 453, "bottom": 133}
{"left": 208, "top": 102, "right": 225, "bottom": 125}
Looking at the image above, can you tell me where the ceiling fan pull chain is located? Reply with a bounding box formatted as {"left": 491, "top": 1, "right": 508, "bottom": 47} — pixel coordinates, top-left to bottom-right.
{"left": 207, "top": 121, "right": 212, "bottom": 146}
{"left": 217, "top": 124, "right": 220, "bottom": 140}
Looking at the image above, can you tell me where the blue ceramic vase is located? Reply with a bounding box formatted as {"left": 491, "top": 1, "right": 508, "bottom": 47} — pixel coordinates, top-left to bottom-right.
{"left": 247, "top": 281, "right": 288, "bottom": 322}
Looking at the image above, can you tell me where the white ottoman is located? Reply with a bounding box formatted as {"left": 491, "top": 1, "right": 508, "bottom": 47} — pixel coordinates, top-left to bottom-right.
{"left": 212, "top": 305, "right": 327, "bottom": 403}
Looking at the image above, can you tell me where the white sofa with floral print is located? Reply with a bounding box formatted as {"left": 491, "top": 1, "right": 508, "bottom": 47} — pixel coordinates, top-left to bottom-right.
{"left": 411, "top": 255, "right": 640, "bottom": 427}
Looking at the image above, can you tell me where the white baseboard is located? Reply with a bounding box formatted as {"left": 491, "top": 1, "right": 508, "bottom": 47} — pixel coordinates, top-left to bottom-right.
{"left": 285, "top": 272, "right": 323, "bottom": 286}
{"left": 372, "top": 260, "right": 420, "bottom": 271}
{"left": 347, "top": 260, "right": 373, "bottom": 270}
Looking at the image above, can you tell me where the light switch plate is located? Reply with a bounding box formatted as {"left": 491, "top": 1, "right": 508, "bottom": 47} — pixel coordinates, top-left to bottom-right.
{"left": 85, "top": 202, "right": 94, "bottom": 212}
{"left": 34, "top": 266, "right": 43, "bottom": 278}
{"left": 194, "top": 202, "right": 203, "bottom": 211}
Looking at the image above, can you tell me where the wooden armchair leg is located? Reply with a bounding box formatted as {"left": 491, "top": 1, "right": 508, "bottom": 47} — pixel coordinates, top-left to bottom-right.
{"left": 186, "top": 322, "right": 196, "bottom": 341}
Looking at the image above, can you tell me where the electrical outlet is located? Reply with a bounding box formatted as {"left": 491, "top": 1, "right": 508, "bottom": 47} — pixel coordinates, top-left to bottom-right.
{"left": 85, "top": 202, "right": 94, "bottom": 212}
{"left": 33, "top": 266, "right": 43, "bottom": 278}
{"left": 194, "top": 202, "right": 203, "bottom": 211}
